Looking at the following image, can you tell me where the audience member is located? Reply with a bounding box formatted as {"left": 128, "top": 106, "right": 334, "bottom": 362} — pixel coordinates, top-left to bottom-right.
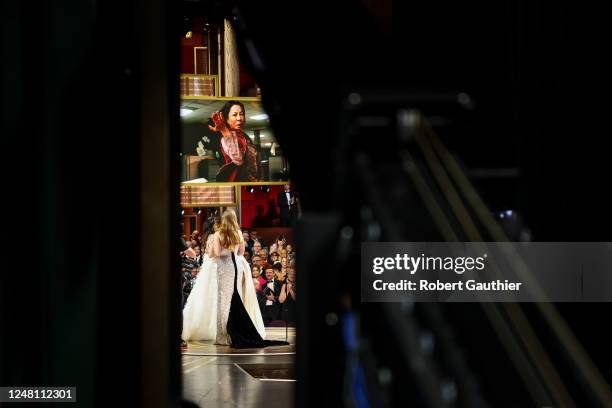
{"left": 242, "top": 229, "right": 253, "bottom": 250}
{"left": 261, "top": 266, "right": 282, "bottom": 325}
{"left": 252, "top": 265, "right": 266, "bottom": 292}
{"left": 190, "top": 230, "right": 202, "bottom": 246}
{"left": 273, "top": 262, "right": 286, "bottom": 282}
{"left": 251, "top": 254, "right": 263, "bottom": 269}
{"left": 250, "top": 230, "right": 265, "bottom": 247}
{"left": 279, "top": 267, "right": 296, "bottom": 324}
{"left": 194, "top": 245, "right": 203, "bottom": 267}
{"left": 252, "top": 240, "right": 262, "bottom": 256}
{"left": 269, "top": 251, "right": 280, "bottom": 265}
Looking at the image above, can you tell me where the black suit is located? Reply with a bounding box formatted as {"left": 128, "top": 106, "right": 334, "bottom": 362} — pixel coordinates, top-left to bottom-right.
{"left": 278, "top": 190, "right": 296, "bottom": 227}
{"left": 260, "top": 279, "right": 283, "bottom": 324}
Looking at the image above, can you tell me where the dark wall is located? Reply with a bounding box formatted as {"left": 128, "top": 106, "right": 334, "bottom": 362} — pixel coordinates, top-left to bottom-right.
{"left": 392, "top": 1, "right": 612, "bottom": 240}
{"left": 0, "top": 0, "right": 180, "bottom": 406}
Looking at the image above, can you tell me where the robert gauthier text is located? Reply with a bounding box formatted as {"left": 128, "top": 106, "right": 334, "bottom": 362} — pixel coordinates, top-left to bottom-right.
{"left": 361, "top": 242, "right": 612, "bottom": 302}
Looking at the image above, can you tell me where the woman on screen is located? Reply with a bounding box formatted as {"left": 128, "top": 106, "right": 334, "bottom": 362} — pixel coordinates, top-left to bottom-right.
{"left": 208, "top": 101, "right": 259, "bottom": 182}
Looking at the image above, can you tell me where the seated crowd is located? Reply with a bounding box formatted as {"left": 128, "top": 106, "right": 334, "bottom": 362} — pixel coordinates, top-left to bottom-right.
{"left": 181, "top": 229, "right": 297, "bottom": 327}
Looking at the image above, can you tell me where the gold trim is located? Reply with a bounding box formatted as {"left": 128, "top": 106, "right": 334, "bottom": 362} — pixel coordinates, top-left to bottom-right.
{"left": 181, "top": 181, "right": 289, "bottom": 186}
{"left": 181, "top": 73, "right": 217, "bottom": 78}
{"left": 181, "top": 204, "right": 236, "bottom": 208}
{"left": 236, "top": 185, "right": 242, "bottom": 223}
{"left": 180, "top": 73, "right": 220, "bottom": 97}
{"left": 181, "top": 95, "right": 260, "bottom": 102}
{"left": 208, "top": 31, "right": 212, "bottom": 77}
{"left": 180, "top": 182, "right": 284, "bottom": 207}
{"left": 180, "top": 183, "right": 238, "bottom": 206}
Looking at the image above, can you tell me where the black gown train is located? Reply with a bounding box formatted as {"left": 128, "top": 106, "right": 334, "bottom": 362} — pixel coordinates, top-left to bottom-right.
{"left": 227, "top": 253, "right": 289, "bottom": 348}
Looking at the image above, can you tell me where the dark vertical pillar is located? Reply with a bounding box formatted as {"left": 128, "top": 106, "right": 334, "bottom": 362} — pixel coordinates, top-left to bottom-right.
{"left": 0, "top": 0, "right": 180, "bottom": 406}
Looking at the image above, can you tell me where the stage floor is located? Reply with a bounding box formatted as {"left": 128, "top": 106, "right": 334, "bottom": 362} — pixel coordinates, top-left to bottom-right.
{"left": 182, "top": 327, "right": 296, "bottom": 407}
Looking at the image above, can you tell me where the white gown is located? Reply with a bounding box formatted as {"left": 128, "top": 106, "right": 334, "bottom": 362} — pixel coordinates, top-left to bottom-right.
{"left": 182, "top": 239, "right": 266, "bottom": 342}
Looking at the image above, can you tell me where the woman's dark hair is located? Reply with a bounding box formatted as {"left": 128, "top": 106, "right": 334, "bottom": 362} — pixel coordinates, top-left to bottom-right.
{"left": 204, "top": 216, "right": 221, "bottom": 236}
{"left": 220, "top": 100, "right": 245, "bottom": 124}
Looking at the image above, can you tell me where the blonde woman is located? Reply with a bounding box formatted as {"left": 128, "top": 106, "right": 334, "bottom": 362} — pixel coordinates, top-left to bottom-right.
{"left": 184, "top": 209, "right": 287, "bottom": 348}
